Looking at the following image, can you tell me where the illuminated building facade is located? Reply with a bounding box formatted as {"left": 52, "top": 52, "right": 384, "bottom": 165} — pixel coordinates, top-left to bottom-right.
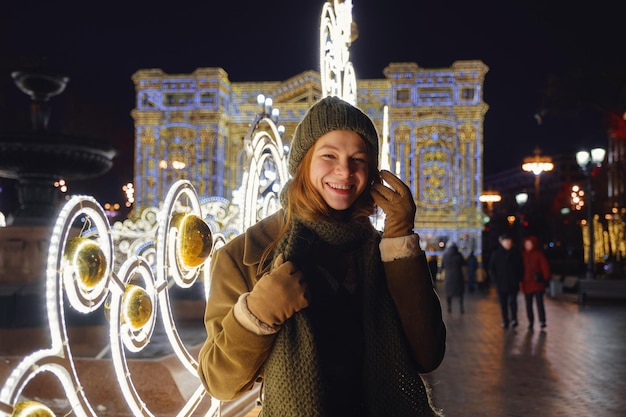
{"left": 131, "top": 68, "right": 321, "bottom": 210}
{"left": 131, "top": 60, "right": 488, "bottom": 256}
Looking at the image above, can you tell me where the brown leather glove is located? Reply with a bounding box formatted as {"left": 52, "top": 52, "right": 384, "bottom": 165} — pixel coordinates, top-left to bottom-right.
{"left": 371, "top": 170, "right": 416, "bottom": 238}
{"left": 246, "top": 254, "right": 309, "bottom": 327}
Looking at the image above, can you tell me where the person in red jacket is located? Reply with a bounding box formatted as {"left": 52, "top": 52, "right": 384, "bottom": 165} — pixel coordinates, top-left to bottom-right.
{"left": 520, "top": 236, "right": 552, "bottom": 330}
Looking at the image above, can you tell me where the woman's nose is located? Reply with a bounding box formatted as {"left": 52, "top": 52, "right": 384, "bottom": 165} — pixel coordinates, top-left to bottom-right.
{"left": 334, "top": 159, "right": 351, "bottom": 177}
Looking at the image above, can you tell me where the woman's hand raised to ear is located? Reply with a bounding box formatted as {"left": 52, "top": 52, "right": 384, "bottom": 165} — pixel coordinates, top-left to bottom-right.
{"left": 371, "top": 170, "right": 416, "bottom": 238}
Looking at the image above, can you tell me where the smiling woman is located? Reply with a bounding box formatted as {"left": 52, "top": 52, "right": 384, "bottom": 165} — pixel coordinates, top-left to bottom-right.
{"left": 309, "top": 130, "right": 370, "bottom": 211}
{"left": 197, "top": 96, "right": 447, "bottom": 416}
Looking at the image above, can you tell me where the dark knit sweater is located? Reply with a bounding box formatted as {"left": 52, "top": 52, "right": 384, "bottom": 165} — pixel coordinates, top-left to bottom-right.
{"left": 307, "top": 243, "right": 366, "bottom": 415}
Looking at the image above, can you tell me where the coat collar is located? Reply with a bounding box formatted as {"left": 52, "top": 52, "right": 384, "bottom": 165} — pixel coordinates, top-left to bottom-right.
{"left": 242, "top": 209, "right": 285, "bottom": 266}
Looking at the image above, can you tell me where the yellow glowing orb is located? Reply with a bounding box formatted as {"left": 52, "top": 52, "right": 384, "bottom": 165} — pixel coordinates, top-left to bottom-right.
{"left": 63, "top": 237, "right": 107, "bottom": 290}
{"left": 172, "top": 213, "right": 212, "bottom": 268}
{"left": 122, "top": 284, "right": 152, "bottom": 330}
{"left": 12, "top": 401, "right": 55, "bottom": 417}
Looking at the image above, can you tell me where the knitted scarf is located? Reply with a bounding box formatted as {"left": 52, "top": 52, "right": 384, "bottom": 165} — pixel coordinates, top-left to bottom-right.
{"left": 261, "top": 203, "right": 442, "bottom": 416}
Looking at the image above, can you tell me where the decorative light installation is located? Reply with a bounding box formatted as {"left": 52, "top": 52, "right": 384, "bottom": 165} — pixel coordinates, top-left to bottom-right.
{"left": 0, "top": 186, "right": 221, "bottom": 416}
{"left": 571, "top": 185, "right": 585, "bottom": 211}
{"left": 380, "top": 104, "right": 390, "bottom": 171}
{"left": 10, "top": 400, "right": 55, "bottom": 417}
{"left": 123, "top": 183, "right": 134, "bottom": 208}
{"left": 53, "top": 179, "right": 68, "bottom": 194}
{"left": 237, "top": 94, "right": 289, "bottom": 232}
{"left": 0, "top": 92, "right": 291, "bottom": 415}
{"left": 320, "top": 0, "right": 357, "bottom": 104}
{"left": 606, "top": 207, "right": 626, "bottom": 263}
{"left": 0, "top": 196, "right": 113, "bottom": 417}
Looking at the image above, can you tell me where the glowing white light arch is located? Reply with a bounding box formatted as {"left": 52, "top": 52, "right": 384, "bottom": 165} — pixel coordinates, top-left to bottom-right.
{"left": 154, "top": 181, "right": 210, "bottom": 377}
{"left": 239, "top": 107, "right": 289, "bottom": 232}
{"left": 320, "top": 0, "right": 357, "bottom": 104}
{"left": 0, "top": 193, "right": 221, "bottom": 417}
{"left": 0, "top": 196, "right": 113, "bottom": 417}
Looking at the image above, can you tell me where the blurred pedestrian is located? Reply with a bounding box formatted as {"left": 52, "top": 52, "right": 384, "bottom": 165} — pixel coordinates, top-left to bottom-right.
{"left": 521, "top": 236, "right": 552, "bottom": 330}
{"left": 488, "top": 233, "right": 524, "bottom": 328}
{"left": 466, "top": 250, "right": 478, "bottom": 293}
{"left": 441, "top": 242, "right": 466, "bottom": 313}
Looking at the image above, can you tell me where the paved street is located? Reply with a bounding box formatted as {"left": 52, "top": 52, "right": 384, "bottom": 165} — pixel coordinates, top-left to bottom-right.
{"left": 423, "top": 284, "right": 626, "bottom": 417}
{"left": 4, "top": 281, "right": 623, "bottom": 417}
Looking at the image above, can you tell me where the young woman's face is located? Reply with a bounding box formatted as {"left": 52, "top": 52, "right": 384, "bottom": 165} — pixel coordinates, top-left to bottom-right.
{"left": 308, "top": 130, "right": 370, "bottom": 211}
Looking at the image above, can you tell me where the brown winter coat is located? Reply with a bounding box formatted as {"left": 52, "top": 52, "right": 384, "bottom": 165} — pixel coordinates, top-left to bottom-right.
{"left": 197, "top": 210, "right": 446, "bottom": 401}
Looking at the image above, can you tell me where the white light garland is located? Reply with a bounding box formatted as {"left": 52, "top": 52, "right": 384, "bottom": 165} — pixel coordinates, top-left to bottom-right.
{"left": 0, "top": 192, "right": 219, "bottom": 416}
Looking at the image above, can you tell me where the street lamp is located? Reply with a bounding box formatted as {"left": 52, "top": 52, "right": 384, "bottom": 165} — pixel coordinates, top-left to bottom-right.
{"left": 515, "top": 192, "right": 528, "bottom": 207}
{"left": 479, "top": 190, "right": 502, "bottom": 217}
{"left": 515, "top": 192, "right": 528, "bottom": 243}
{"left": 522, "top": 147, "right": 554, "bottom": 200}
{"left": 576, "top": 147, "right": 606, "bottom": 279}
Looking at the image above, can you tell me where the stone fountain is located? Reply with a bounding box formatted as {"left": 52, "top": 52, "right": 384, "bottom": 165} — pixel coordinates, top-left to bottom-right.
{"left": 0, "top": 70, "right": 117, "bottom": 225}
{"left": 0, "top": 70, "right": 117, "bottom": 326}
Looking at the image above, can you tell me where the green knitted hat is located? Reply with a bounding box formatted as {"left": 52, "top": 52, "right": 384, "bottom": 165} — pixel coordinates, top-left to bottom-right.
{"left": 288, "top": 96, "right": 379, "bottom": 175}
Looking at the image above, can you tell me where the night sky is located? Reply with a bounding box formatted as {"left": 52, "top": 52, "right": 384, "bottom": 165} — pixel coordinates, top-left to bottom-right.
{"left": 1, "top": 0, "right": 625, "bottom": 208}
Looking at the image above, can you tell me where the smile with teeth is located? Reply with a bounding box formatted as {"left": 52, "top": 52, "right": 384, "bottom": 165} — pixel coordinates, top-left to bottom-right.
{"left": 328, "top": 183, "right": 352, "bottom": 190}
